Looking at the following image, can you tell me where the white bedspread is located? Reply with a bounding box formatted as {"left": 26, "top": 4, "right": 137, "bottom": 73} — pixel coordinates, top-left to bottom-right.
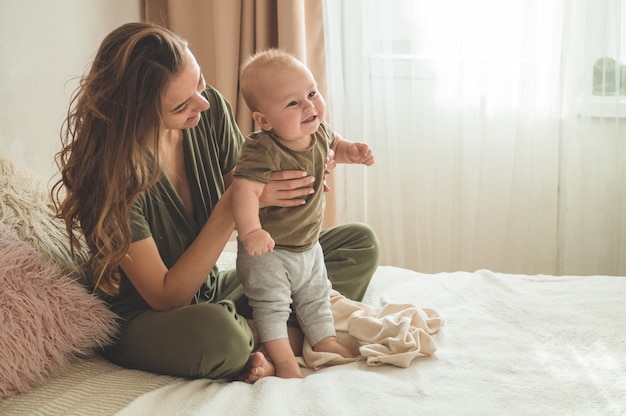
{"left": 115, "top": 267, "right": 626, "bottom": 416}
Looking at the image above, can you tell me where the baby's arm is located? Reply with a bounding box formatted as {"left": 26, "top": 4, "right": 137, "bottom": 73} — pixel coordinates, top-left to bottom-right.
{"left": 231, "top": 177, "right": 275, "bottom": 256}
{"left": 332, "top": 133, "right": 375, "bottom": 166}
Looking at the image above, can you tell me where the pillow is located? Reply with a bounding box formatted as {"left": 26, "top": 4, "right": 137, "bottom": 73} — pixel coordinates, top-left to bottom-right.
{"left": 0, "top": 154, "right": 89, "bottom": 280}
{"left": 0, "top": 155, "right": 118, "bottom": 398}
{"left": 0, "top": 220, "right": 118, "bottom": 399}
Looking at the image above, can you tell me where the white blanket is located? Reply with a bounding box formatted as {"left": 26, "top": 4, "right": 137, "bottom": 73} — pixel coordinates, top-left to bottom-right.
{"left": 115, "top": 267, "right": 626, "bottom": 416}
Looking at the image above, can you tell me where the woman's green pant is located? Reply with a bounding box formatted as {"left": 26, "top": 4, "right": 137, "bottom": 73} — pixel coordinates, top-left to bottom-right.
{"left": 103, "top": 222, "right": 380, "bottom": 379}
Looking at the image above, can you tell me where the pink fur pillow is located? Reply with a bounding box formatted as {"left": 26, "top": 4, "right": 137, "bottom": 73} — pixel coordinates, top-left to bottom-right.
{"left": 0, "top": 221, "right": 118, "bottom": 399}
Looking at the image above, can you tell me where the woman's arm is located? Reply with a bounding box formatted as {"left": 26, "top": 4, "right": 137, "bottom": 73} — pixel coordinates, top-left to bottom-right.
{"left": 120, "top": 168, "right": 325, "bottom": 311}
{"left": 120, "top": 188, "right": 236, "bottom": 311}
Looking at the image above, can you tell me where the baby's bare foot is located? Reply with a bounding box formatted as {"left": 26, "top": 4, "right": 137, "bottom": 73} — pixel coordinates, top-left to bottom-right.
{"left": 237, "top": 351, "right": 275, "bottom": 384}
{"left": 313, "top": 336, "right": 356, "bottom": 358}
{"left": 274, "top": 357, "right": 304, "bottom": 379}
{"left": 262, "top": 338, "right": 303, "bottom": 378}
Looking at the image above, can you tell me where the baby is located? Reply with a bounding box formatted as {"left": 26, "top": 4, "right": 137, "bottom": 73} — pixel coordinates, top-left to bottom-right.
{"left": 232, "top": 49, "right": 375, "bottom": 378}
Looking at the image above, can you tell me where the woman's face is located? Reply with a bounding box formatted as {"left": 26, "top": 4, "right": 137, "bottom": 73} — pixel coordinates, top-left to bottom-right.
{"left": 160, "top": 48, "right": 210, "bottom": 130}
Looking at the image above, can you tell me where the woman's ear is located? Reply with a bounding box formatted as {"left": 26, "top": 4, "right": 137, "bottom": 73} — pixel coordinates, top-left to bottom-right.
{"left": 252, "top": 111, "right": 272, "bottom": 131}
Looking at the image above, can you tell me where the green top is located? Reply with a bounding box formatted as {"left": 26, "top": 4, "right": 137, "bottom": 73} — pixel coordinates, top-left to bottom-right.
{"left": 233, "top": 121, "right": 335, "bottom": 251}
{"left": 106, "top": 85, "right": 244, "bottom": 319}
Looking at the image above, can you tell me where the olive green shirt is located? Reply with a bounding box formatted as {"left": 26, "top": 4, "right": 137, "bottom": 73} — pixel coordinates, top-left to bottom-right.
{"left": 106, "top": 85, "right": 244, "bottom": 320}
{"left": 233, "top": 121, "right": 336, "bottom": 251}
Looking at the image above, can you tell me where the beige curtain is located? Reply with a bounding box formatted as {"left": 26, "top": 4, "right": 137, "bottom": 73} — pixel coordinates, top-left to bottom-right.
{"left": 145, "top": 0, "right": 336, "bottom": 227}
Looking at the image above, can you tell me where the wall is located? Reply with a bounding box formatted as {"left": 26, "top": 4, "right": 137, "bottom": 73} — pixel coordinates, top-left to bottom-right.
{"left": 0, "top": 0, "right": 142, "bottom": 179}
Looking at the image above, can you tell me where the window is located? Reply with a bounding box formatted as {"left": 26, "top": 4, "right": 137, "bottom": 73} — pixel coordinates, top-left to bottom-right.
{"left": 577, "top": 0, "right": 626, "bottom": 117}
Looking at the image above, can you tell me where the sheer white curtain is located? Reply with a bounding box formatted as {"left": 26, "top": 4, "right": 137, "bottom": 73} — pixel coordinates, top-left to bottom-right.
{"left": 323, "top": 0, "right": 626, "bottom": 275}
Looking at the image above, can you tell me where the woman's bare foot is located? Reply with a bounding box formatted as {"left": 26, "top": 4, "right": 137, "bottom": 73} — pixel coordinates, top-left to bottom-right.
{"left": 237, "top": 351, "right": 275, "bottom": 384}
{"left": 313, "top": 336, "right": 356, "bottom": 358}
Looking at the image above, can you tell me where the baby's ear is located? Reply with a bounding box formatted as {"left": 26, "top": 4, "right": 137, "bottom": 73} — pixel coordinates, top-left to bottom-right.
{"left": 252, "top": 111, "right": 272, "bottom": 131}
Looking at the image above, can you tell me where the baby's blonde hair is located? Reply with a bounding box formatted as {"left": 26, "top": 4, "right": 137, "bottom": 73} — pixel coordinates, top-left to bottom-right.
{"left": 239, "top": 49, "right": 301, "bottom": 112}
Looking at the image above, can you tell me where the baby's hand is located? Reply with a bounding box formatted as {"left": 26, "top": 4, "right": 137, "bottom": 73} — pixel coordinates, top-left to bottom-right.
{"left": 241, "top": 229, "right": 275, "bottom": 256}
{"left": 347, "top": 142, "right": 375, "bottom": 166}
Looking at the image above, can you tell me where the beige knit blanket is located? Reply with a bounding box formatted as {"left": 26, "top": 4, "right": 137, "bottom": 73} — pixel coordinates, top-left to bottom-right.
{"left": 299, "top": 290, "right": 442, "bottom": 370}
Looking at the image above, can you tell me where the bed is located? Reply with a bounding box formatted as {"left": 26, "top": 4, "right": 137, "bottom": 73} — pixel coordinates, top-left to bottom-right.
{"left": 1, "top": 155, "right": 625, "bottom": 416}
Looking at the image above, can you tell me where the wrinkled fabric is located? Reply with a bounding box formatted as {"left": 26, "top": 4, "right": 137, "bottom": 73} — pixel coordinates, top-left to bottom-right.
{"left": 300, "top": 290, "right": 441, "bottom": 369}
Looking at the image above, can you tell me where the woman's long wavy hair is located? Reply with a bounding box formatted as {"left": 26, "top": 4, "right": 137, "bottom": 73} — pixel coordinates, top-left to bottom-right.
{"left": 52, "top": 23, "right": 188, "bottom": 296}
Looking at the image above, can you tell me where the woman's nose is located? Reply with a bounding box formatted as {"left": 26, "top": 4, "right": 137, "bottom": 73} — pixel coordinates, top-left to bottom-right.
{"left": 195, "top": 93, "right": 210, "bottom": 112}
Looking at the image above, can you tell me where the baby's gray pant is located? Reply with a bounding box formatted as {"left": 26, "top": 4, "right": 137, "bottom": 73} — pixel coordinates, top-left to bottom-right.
{"left": 236, "top": 241, "right": 336, "bottom": 346}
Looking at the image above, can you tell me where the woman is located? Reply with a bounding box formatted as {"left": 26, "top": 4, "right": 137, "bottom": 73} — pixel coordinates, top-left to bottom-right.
{"left": 52, "top": 22, "right": 379, "bottom": 383}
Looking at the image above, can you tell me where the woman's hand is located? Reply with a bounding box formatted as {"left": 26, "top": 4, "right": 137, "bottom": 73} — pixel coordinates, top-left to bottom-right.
{"left": 259, "top": 170, "right": 316, "bottom": 208}
{"left": 323, "top": 149, "right": 336, "bottom": 192}
{"left": 258, "top": 150, "right": 337, "bottom": 207}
